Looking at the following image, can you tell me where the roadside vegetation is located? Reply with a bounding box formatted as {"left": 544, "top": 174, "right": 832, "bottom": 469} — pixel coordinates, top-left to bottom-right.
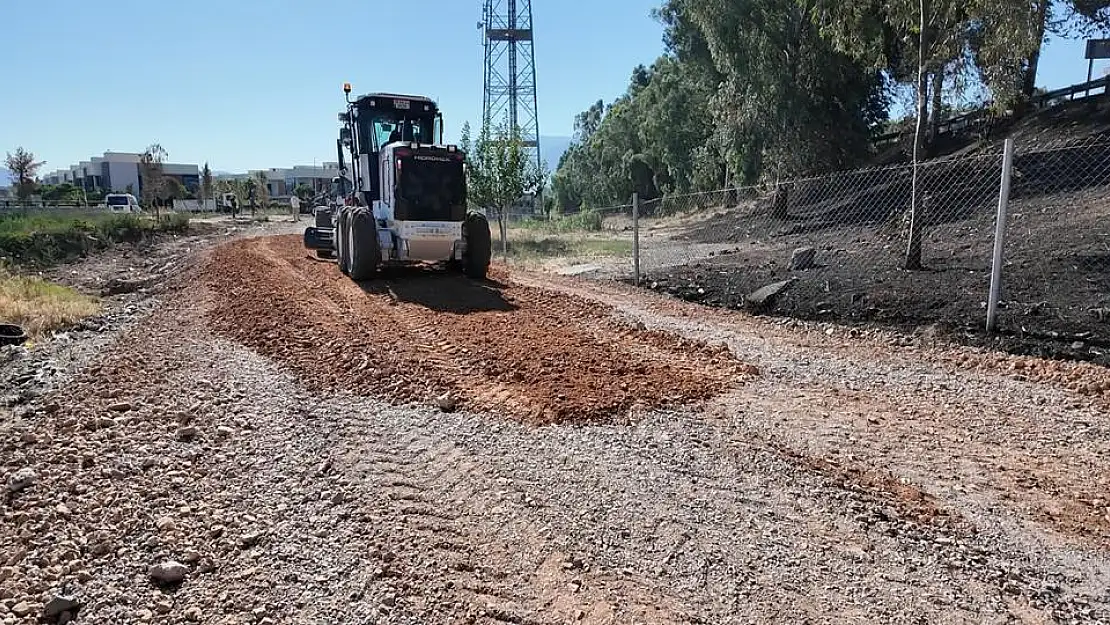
{"left": 513, "top": 210, "right": 604, "bottom": 233}
{"left": 551, "top": 0, "right": 1110, "bottom": 212}
{"left": 0, "top": 263, "right": 100, "bottom": 337}
{"left": 0, "top": 212, "right": 190, "bottom": 268}
{"left": 504, "top": 233, "right": 631, "bottom": 262}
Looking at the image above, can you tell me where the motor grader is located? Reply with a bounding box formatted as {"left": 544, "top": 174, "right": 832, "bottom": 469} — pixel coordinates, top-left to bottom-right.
{"left": 304, "top": 83, "right": 492, "bottom": 280}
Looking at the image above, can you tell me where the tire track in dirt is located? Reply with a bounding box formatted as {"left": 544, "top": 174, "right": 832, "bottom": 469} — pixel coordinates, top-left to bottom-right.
{"left": 516, "top": 270, "right": 1110, "bottom": 557}
{"left": 201, "top": 235, "right": 755, "bottom": 424}
{"left": 332, "top": 419, "right": 689, "bottom": 625}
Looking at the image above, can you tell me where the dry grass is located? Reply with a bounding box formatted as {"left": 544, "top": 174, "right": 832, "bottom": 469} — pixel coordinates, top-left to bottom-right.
{"left": 0, "top": 267, "right": 101, "bottom": 338}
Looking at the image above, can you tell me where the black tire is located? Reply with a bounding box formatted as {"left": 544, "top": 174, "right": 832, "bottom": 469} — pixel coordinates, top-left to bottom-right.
{"left": 0, "top": 324, "right": 26, "bottom": 346}
{"left": 462, "top": 212, "right": 492, "bottom": 279}
{"left": 336, "top": 209, "right": 350, "bottom": 275}
{"left": 348, "top": 208, "right": 380, "bottom": 281}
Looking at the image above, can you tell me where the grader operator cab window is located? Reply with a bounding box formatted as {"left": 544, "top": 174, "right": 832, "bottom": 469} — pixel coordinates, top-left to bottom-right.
{"left": 358, "top": 115, "right": 435, "bottom": 152}
{"left": 373, "top": 120, "right": 430, "bottom": 148}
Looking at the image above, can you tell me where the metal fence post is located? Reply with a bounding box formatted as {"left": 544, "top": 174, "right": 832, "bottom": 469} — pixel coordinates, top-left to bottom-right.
{"left": 632, "top": 193, "right": 641, "bottom": 286}
{"left": 986, "top": 138, "right": 1015, "bottom": 333}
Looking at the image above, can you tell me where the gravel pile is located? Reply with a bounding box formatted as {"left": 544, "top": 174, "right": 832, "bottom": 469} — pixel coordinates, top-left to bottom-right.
{"left": 199, "top": 235, "right": 755, "bottom": 424}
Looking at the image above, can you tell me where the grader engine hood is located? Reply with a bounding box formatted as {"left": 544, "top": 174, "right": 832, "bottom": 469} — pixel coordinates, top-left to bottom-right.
{"left": 393, "top": 147, "right": 467, "bottom": 223}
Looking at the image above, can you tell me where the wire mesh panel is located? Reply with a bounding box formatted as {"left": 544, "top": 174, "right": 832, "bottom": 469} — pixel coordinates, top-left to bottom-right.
{"left": 998, "top": 134, "right": 1110, "bottom": 350}
{"left": 631, "top": 153, "right": 1005, "bottom": 331}
{"left": 494, "top": 205, "right": 637, "bottom": 280}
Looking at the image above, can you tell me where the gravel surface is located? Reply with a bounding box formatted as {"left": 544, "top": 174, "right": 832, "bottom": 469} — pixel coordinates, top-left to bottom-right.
{"left": 2, "top": 230, "right": 1109, "bottom": 624}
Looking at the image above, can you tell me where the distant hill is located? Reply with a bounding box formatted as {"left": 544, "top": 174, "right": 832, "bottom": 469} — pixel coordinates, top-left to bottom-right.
{"left": 540, "top": 136, "right": 572, "bottom": 172}
{"left": 207, "top": 137, "right": 573, "bottom": 182}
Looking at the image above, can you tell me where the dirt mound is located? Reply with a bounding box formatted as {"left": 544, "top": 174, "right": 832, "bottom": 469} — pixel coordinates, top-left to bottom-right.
{"left": 200, "top": 235, "right": 755, "bottom": 424}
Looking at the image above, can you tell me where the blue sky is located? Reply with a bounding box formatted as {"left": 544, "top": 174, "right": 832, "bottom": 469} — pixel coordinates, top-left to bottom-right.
{"left": 0, "top": 0, "right": 666, "bottom": 174}
{"left": 0, "top": 1, "right": 1105, "bottom": 175}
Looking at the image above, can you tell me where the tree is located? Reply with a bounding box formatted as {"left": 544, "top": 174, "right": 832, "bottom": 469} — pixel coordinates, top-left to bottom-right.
{"left": 1014, "top": 1, "right": 1110, "bottom": 104}
{"left": 659, "top": 0, "right": 888, "bottom": 184}
{"left": 242, "top": 178, "right": 257, "bottom": 217}
{"left": 552, "top": 0, "right": 887, "bottom": 214}
{"left": 39, "top": 183, "right": 84, "bottom": 204}
{"left": 293, "top": 183, "right": 314, "bottom": 202}
{"left": 162, "top": 178, "right": 186, "bottom": 203}
{"left": 5, "top": 147, "right": 44, "bottom": 202}
{"left": 461, "top": 121, "right": 546, "bottom": 256}
{"left": 252, "top": 170, "right": 270, "bottom": 210}
{"left": 200, "top": 162, "right": 214, "bottom": 209}
{"left": 800, "top": 0, "right": 1038, "bottom": 268}
{"left": 139, "top": 144, "right": 168, "bottom": 216}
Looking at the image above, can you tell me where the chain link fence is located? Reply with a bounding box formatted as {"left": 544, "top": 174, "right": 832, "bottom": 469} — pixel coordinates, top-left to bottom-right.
{"left": 562, "top": 132, "right": 1110, "bottom": 360}
{"left": 997, "top": 134, "right": 1110, "bottom": 349}
{"left": 632, "top": 151, "right": 1005, "bottom": 327}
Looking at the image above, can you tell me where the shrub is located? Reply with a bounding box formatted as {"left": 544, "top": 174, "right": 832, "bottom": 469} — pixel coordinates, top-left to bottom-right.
{"left": 562, "top": 209, "right": 603, "bottom": 232}
{"left": 513, "top": 209, "right": 604, "bottom": 233}
{"left": 0, "top": 211, "right": 190, "bottom": 268}
{"left": 158, "top": 213, "right": 191, "bottom": 233}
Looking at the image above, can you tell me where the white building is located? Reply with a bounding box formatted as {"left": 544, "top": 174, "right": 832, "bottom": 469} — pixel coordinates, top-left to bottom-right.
{"left": 43, "top": 151, "right": 200, "bottom": 196}
{"left": 219, "top": 162, "right": 342, "bottom": 198}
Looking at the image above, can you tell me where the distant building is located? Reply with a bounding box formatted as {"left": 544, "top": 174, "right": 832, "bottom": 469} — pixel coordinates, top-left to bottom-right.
{"left": 217, "top": 163, "right": 342, "bottom": 198}
{"left": 254, "top": 163, "right": 342, "bottom": 197}
{"left": 42, "top": 152, "right": 200, "bottom": 195}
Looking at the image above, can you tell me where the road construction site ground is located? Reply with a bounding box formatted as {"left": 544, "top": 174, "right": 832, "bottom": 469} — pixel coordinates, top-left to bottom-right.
{"left": 3, "top": 228, "right": 1110, "bottom": 624}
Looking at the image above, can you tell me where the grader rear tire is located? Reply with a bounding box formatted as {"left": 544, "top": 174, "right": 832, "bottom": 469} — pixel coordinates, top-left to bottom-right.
{"left": 462, "top": 212, "right": 492, "bottom": 280}
{"left": 348, "top": 208, "right": 380, "bottom": 281}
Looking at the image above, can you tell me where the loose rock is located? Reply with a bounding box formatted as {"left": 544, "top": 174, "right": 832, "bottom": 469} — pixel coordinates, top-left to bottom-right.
{"left": 436, "top": 393, "right": 458, "bottom": 413}
{"left": 44, "top": 594, "right": 82, "bottom": 618}
{"left": 149, "top": 561, "right": 189, "bottom": 585}
{"left": 789, "top": 247, "right": 817, "bottom": 270}
{"left": 7, "top": 467, "right": 37, "bottom": 492}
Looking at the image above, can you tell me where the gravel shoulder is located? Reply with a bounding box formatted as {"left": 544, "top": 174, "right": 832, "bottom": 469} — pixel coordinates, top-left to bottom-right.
{"left": 2, "top": 231, "right": 1109, "bottom": 624}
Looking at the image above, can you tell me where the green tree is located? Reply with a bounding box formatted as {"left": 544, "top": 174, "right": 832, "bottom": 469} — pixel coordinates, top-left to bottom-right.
{"left": 799, "top": 0, "right": 1043, "bottom": 268}
{"left": 40, "top": 183, "right": 84, "bottom": 204}
{"left": 461, "top": 121, "right": 546, "bottom": 255}
{"left": 658, "top": 0, "right": 888, "bottom": 184}
{"left": 139, "top": 143, "right": 168, "bottom": 215}
{"left": 200, "top": 162, "right": 214, "bottom": 209}
{"left": 293, "top": 183, "right": 314, "bottom": 201}
{"left": 5, "top": 147, "right": 44, "bottom": 202}
{"left": 252, "top": 170, "right": 270, "bottom": 210}
{"left": 242, "top": 178, "right": 258, "bottom": 216}
{"left": 162, "top": 177, "right": 186, "bottom": 202}
{"left": 554, "top": 0, "right": 889, "bottom": 214}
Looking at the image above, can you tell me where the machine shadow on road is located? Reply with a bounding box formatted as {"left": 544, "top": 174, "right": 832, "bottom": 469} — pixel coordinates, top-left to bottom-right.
{"left": 357, "top": 267, "right": 517, "bottom": 314}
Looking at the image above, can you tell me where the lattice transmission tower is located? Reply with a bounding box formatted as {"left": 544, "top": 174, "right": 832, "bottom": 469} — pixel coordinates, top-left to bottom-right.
{"left": 480, "top": 0, "right": 541, "bottom": 172}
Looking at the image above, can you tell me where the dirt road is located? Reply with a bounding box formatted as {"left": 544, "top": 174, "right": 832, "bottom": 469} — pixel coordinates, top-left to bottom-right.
{"left": 3, "top": 233, "right": 1110, "bottom": 624}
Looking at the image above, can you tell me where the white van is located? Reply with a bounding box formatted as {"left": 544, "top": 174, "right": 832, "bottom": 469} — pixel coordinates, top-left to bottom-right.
{"left": 104, "top": 193, "right": 142, "bottom": 213}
